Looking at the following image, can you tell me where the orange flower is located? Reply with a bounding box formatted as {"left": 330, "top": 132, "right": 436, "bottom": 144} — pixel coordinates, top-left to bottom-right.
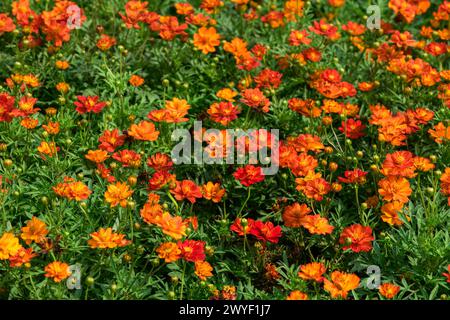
{"left": 147, "top": 153, "right": 174, "bottom": 171}
{"left": 202, "top": 182, "right": 226, "bottom": 203}
{"left": 42, "top": 121, "right": 60, "bottom": 135}
{"left": 301, "top": 214, "right": 334, "bottom": 235}
{"left": 429, "top": 122, "right": 450, "bottom": 144}
{"left": 156, "top": 212, "right": 188, "bottom": 240}
{"left": 44, "top": 261, "right": 71, "bottom": 282}
{"left": 9, "top": 247, "right": 37, "bottom": 268}
{"left": 55, "top": 60, "right": 69, "bottom": 70}
{"left": 0, "top": 232, "right": 22, "bottom": 260}
{"left": 128, "top": 120, "right": 160, "bottom": 141}
{"left": 298, "top": 262, "right": 326, "bottom": 282}
{"left": 96, "top": 34, "right": 117, "bottom": 51}
{"left": 286, "top": 290, "right": 308, "bottom": 300}
{"left": 37, "top": 141, "right": 58, "bottom": 157}
{"left": 378, "top": 176, "right": 412, "bottom": 204}
{"left": 216, "top": 88, "right": 238, "bottom": 102}
{"left": 195, "top": 261, "right": 214, "bottom": 280}
{"left": 379, "top": 283, "right": 400, "bottom": 299}
{"left": 140, "top": 200, "right": 164, "bottom": 225}
{"left": 162, "top": 97, "right": 191, "bottom": 123}
{"left": 295, "top": 172, "right": 331, "bottom": 201}
{"left": 170, "top": 180, "right": 203, "bottom": 203}
{"left": 413, "top": 157, "right": 435, "bottom": 172}
{"left": 85, "top": 149, "right": 110, "bottom": 164}
{"left": 0, "top": 13, "right": 16, "bottom": 34}
{"left": 381, "top": 201, "right": 406, "bottom": 226}
{"left": 381, "top": 151, "right": 416, "bottom": 178}
{"left": 339, "top": 224, "right": 374, "bottom": 252}
{"left": 67, "top": 181, "right": 92, "bottom": 201}
{"left": 99, "top": 128, "right": 126, "bottom": 152}
{"left": 20, "top": 216, "right": 48, "bottom": 245}
{"left": 323, "top": 271, "right": 360, "bottom": 299}
{"left": 193, "top": 26, "right": 220, "bottom": 54}
{"left": 240, "top": 88, "right": 271, "bottom": 113}
{"left": 207, "top": 102, "right": 240, "bottom": 126}
{"left": 56, "top": 82, "right": 70, "bottom": 93}
{"left": 282, "top": 202, "right": 311, "bottom": 228}
{"left": 104, "top": 182, "right": 134, "bottom": 208}
{"left": 88, "top": 227, "right": 131, "bottom": 249}
{"left": 20, "top": 117, "right": 39, "bottom": 129}
{"left": 157, "top": 242, "right": 181, "bottom": 263}
{"left": 129, "top": 75, "right": 144, "bottom": 87}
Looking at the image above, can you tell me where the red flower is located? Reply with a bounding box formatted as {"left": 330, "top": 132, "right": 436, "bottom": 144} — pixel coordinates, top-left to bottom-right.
{"left": 74, "top": 96, "right": 107, "bottom": 114}
{"left": 178, "top": 240, "right": 206, "bottom": 262}
{"left": 233, "top": 165, "right": 265, "bottom": 187}
{"left": 250, "top": 220, "right": 282, "bottom": 244}
{"left": 339, "top": 224, "right": 374, "bottom": 253}
{"left": 338, "top": 169, "right": 368, "bottom": 184}
{"left": 443, "top": 265, "right": 450, "bottom": 283}
{"left": 98, "top": 129, "right": 126, "bottom": 152}
{"left": 253, "top": 69, "right": 283, "bottom": 89}
{"left": 339, "top": 118, "right": 366, "bottom": 139}
{"left": 230, "top": 218, "right": 256, "bottom": 236}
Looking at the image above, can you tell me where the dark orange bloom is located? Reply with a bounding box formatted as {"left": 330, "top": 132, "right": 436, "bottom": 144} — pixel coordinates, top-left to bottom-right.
{"left": 20, "top": 217, "right": 48, "bottom": 245}
{"left": 85, "top": 149, "right": 110, "bottom": 164}
{"left": 381, "top": 201, "right": 407, "bottom": 226}
{"left": 9, "top": 247, "right": 37, "bottom": 268}
{"left": 288, "top": 98, "right": 321, "bottom": 118}
{"left": 148, "top": 170, "right": 176, "bottom": 190}
{"left": 379, "top": 283, "right": 401, "bottom": 299}
{"left": 195, "top": 261, "right": 214, "bottom": 280}
{"left": 156, "top": 242, "right": 181, "bottom": 263}
{"left": 128, "top": 120, "right": 160, "bottom": 141}
{"left": 129, "top": 75, "right": 145, "bottom": 87}
{"left": 240, "top": 88, "right": 271, "bottom": 113}
{"left": 339, "top": 224, "right": 374, "bottom": 252}
{"left": 98, "top": 128, "right": 126, "bottom": 152}
{"left": 339, "top": 118, "right": 366, "bottom": 139}
{"left": 286, "top": 290, "right": 308, "bottom": 300}
{"left": 282, "top": 203, "right": 311, "bottom": 228}
{"left": 147, "top": 153, "right": 173, "bottom": 171}
{"left": 324, "top": 271, "right": 360, "bottom": 299}
{"left": 96, "top": 34, "right": 116, "bottom": 51}
{"left": 155, "top": 212, "right": 188, "bottom": 240}
{"left": 44, "top": 261, "right": 71, "bottom": 283}
{"left": 295, "top": 172, "right": 330, "bottom": 202}
{"left": 378, "top": 176, "right": 412, "bottom": 204}
{"left": 381, "top": 151, "right": 416, "bottom": 178}
{"left": 301, "top": 214, "right": 334, "bottom": 235}
{"left": 202, "top": 182, "right": 226, "bottom": 203}
{"left": 298, "top": 262, "right": 326, "bottom": 282}
{"left": 0, "top": 13, "right": 16, "bottom": 34}
{"left": 193, "top": 27, "right": 220, "bottom": 54}
{"left": 170, "top": 180, "right": 203, "bottom": 203}
{"left": 88, "top": 228, "right": 131, "bottom": 249}
{"left": 113, "top": 149, "right": 142, "bottom": 168}
{"left": 207, "top": 102, "right": 240, "bottom": 126}
{"left": 104, "top": 182, "right": 133, "bottom": 207}
{"left": 309, "top": 19, "right": 340, "bottom": 40}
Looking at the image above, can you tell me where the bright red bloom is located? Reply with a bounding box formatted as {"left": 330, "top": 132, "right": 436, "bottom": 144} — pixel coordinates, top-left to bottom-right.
{"left": 253, "top": 69, "right": 283, "bottom": 89}
{"left": 249, "top": 220, "right": 282, "bottom": 244}
{"left": 233, "top": 165, "right": 265, "bottom": 187}
{"left": 339, "top": 224, "right": 374, "bottom": 253}
{"left": 74, "top": 96, "right": 107, "bottom": 114}
{"left": 178, "top": 240, "right": 206, "bottom": 262}
{"left": 338, "top": 169, "right": 368, "bottom": 184}
{"left": 339, "top": 119, "right": 366, "bottom": 139}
